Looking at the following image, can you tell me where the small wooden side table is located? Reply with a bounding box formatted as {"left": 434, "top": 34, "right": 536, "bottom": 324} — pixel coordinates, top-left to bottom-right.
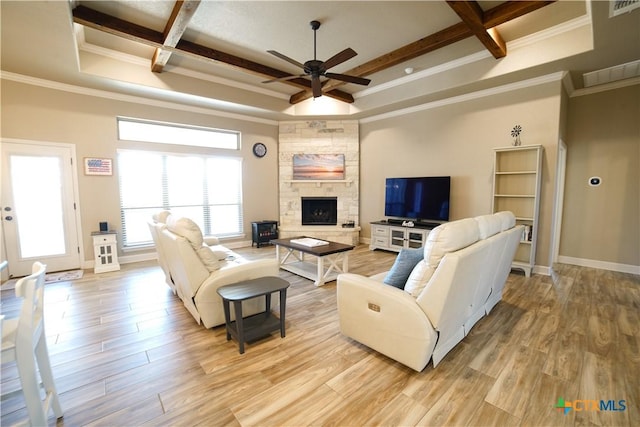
{"left": 217, "top": 276, "right": 290, "bottom": 354}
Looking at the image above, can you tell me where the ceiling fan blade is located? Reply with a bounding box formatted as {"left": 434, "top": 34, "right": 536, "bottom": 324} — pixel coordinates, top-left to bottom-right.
{"left": 322, "top": 48, "right": 357, "bottom": 71}
{"left": 267, "top": 50, "right": 305, "bottom": 69}
{"left": 262, "top": 74, "right": 305, "bottom": 84}
{"left": 311, "top": 76, "right": 322, "bottom": 98}
{"left": 324, "top": 72, "right": 371, "bottom": 86}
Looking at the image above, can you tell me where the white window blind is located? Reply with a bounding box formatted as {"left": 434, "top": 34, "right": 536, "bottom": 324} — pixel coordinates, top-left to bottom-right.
{"left": 118, "top": 150, "right": 243, "bottom": 247}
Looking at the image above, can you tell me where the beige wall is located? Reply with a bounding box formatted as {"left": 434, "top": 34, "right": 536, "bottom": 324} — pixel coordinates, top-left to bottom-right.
{"left": 360, "top": 80, "right": 563, "bottom": 272}
{"left": 560, "top": 85, "right": 640, "bottom": 267}
{"left": 3, "top": 77, "right": 638, "bottom": 273}
{"left": 1, "top": 80, "right": 279, "bottom": 263}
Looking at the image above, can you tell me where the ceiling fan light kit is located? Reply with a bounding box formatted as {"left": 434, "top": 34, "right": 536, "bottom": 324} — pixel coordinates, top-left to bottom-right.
{"left": 264, "top": 20, "right": 371, "bottom": 99}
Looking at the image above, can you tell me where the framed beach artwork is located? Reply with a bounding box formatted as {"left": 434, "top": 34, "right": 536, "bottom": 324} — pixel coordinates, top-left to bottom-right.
{"left": 292, "top": 154, "right": 345, "bottom": 180}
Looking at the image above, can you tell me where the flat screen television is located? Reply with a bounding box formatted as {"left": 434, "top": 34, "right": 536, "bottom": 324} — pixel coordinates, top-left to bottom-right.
{"left": 384, "top": 176, "right": 450, "bottom": 222}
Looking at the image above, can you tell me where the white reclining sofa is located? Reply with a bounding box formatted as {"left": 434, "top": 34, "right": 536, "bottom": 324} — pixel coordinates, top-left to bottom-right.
{"left": 337, "top": 211, "right": 522, "bottom": 371}
{"left": 148, "top": 211, "right": 279, "bottom": 328}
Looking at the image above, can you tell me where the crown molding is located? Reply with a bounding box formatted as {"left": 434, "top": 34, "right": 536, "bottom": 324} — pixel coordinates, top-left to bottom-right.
{"left": 354, "top": 50, "right": 491, "bottom": 100}
{"left": 571, "top": 76, "right": 640, "bottom": 97}
{"left": 76, "top": 30, "right": 290, "bottom": 101}
{"left": 508, "top": 12, "right": 592, "bottom": 51}
{"left": 561, "top": 71, "right": 575, "bottom": 96}
{"left": 360, "top": 71, "right": 565, "bottom": 124}
{"left": 0, "top": 71, "right": 279, "bottom": 126}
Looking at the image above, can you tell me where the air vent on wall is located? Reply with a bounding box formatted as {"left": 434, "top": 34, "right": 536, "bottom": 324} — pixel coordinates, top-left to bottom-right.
{"left": 610, "top": 0, "right": 640, "bottom": 17}
{"left": 583, "top": 59, "right": 640, "bottom": 87}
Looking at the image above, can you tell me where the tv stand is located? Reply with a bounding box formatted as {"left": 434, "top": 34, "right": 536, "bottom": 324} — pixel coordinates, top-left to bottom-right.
{"left": 416, "top": 220, "right": 442, "bottom": 228}
{"left": 370, "top": 221, "right": 436, "bottom": 252}
{"left": 381, "top": 219, "right": 440, "bottom": 229}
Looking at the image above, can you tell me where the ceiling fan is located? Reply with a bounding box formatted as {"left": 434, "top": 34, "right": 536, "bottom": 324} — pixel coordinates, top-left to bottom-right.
{"left": 264, "top": 20, "right": 371, "bottom": 98}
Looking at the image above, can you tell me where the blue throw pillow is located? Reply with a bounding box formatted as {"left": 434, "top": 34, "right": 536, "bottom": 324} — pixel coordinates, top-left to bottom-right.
{"left": 383, "top": 247, "right": 424, "bottom": 289}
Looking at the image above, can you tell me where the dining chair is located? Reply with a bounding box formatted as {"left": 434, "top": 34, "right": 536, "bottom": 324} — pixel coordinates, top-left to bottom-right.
{"left": 1, "top": 262, "right": 63, "bottom": 426}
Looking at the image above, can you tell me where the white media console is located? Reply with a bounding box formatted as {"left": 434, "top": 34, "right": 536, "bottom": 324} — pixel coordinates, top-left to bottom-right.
{"left": 369, "top": 221, "right": 438, "bottom": 252}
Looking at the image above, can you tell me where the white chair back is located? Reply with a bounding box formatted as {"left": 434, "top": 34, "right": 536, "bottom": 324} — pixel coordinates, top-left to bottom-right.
{"left": 1, "top": 262, "right": 64, "bottom": 426}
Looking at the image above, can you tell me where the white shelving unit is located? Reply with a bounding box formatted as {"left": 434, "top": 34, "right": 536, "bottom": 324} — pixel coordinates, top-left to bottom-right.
{"left": 492, "top": 145, "right": 543, "bottom": 277}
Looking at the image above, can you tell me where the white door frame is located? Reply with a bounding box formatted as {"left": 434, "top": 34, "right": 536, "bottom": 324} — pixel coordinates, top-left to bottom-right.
{"left": 1, "top": 138, "right": 85, "bottom": 277}
{"left": 550, "top": 139, "right": 567, "bottom": 265}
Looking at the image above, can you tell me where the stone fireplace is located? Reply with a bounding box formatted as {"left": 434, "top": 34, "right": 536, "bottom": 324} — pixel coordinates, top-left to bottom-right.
{"left": 278, "top": 120, "right": 360, "bottom": 245}
{"left": 301, "top": 197, "right": 338, "bottom": 225}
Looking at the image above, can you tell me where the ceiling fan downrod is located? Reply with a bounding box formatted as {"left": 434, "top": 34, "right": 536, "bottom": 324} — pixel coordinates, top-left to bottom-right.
{"left": 310, "top": 20, "right": 320, "bottom": 61}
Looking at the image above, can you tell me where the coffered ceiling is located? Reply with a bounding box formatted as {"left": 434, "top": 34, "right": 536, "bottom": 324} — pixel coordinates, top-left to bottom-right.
{"left": 1, "top": 1, "right": 639, "bottom": 121}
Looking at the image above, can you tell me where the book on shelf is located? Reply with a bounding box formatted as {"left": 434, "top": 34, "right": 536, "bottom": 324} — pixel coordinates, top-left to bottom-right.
{"left": 290, "top": 237, "right": 329, "bottom": 247}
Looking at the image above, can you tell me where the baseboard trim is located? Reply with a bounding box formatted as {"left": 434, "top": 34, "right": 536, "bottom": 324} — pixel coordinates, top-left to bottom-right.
{"left": 82, "top": 252, "right": 157, "bottom": 270}
{"left": 120, "top": 252, "right": 158, "bottom": 265}
{"left": 223, "top": 240, "right": 253, "bottom": 250}
{"left": 532, "top": 265, "right": 551, "bottom": 276}
{"left": 558, "top": 256, "right": 640, "bottom": 275}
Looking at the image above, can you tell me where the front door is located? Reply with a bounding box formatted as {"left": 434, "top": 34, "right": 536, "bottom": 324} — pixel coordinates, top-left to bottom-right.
{"left": 1, "top": 140, "right": 81, "bottom": 277}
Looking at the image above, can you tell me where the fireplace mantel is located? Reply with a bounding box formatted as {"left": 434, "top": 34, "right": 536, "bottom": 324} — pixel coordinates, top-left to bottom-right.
{"left": 282, "top": 179, "right": 353, "bottom": 187}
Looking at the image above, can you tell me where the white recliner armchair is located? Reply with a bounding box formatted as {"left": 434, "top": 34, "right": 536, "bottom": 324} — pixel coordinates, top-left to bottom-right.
{"left": 337, "top": 212, "right": 522, "bottom": 371}
{"left": 148, "top": 212, "right": 279, "bottom": 328}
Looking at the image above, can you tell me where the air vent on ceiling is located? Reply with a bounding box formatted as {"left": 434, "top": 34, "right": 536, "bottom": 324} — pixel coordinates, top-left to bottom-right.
{"left": 610, "top": 0, "right": 640, "bottom": 17}
{"left": 583, "top": 59, "right": 640, "bottom": 87}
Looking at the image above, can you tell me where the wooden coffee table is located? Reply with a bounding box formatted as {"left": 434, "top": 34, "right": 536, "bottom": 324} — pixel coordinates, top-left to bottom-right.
{"left": 270, "top": 237, "right": 355, "bottom": 286}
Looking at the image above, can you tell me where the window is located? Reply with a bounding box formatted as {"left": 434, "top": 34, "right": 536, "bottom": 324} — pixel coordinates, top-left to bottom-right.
{"left": 116, "top": 118, "right": 243, "bottom": 248}
{"left": 118, "top": 150, "right": 243, "bottom": 247}
{"left": 117, "top": 117, "right": 240, "bottom": 150}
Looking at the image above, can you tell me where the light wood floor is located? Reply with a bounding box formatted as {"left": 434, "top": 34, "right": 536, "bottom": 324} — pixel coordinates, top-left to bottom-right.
{"left": 1, "top": 245, "right": 638, "bottom": 426}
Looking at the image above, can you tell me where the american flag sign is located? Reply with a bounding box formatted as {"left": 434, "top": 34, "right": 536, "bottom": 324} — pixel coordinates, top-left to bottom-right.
{"left": 84, "top": 158, "right": 113, "bottom": 176}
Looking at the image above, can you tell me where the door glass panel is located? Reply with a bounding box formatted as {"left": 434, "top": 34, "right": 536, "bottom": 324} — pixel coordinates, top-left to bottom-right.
{"left": 10, "top": 155, "right": 66, "bottom": 258}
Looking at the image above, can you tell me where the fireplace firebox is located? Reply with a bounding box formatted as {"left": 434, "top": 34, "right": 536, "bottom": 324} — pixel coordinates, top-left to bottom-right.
{"left": 301, "top": 197, "right": 338, "bottom": 225}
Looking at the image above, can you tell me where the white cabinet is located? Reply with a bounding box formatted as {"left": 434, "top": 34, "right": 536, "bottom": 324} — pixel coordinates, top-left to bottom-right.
{"left": 370, "top": 222, "right": 430, "bottom": 252}
{"left": 92, "top": 232, "right": 120, "bottom": 273}
{"left": 492, "top": 145, "right": 543, "bottom": 277}
{"left": 370, "top": 223, "right": 391, "bottom": 249}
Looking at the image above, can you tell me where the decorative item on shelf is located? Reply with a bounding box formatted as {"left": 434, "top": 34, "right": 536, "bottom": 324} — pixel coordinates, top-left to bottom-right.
{"left": 511, "top": 125, "right": 522, "bottom": 146}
